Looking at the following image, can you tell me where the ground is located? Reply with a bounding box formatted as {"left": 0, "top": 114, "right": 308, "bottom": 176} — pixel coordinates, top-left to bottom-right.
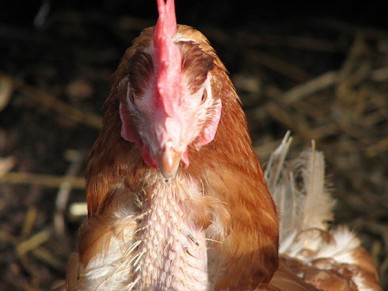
{"left": 0, "top": 1, "right": 387, "bottom": 290}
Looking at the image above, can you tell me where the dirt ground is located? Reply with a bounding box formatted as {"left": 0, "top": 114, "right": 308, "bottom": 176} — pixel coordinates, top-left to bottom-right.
{"left": 1, "top": 1, "right": 387, "bottom": 290}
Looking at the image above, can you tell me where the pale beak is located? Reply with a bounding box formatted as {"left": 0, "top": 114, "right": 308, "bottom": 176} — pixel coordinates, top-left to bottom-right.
{"left": 155, "top": 147, "right": 181, "bottom": 179}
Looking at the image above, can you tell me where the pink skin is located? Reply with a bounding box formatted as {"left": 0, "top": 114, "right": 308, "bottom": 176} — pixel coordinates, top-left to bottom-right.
{"left": 118, "top": 1, "right": 222, "bottom": 178}
{"left": 119, "top": 76, "right": 222, "bottom": 177}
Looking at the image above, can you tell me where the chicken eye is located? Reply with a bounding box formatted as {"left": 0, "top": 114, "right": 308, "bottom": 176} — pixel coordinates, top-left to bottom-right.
{"left": 201, "top": 90, "right": 208, "bottom": 104}
{"left": 128, "top": 92, "right": 135, "bottom": 103}
{"left": 128, "top": 93, "right": 135, "bottom": 103}
{"left": 126, "top": 90, "right": 140, "bottom": 113}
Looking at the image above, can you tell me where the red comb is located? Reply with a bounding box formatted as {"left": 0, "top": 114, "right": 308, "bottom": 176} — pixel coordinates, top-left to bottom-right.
{"left": 153, "top": 0, "right": 182, "bottom": 115}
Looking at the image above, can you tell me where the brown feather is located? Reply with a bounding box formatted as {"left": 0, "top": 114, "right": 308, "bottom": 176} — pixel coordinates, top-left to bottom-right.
{"left": 72, "top": 24, "right": 278, "bottom": 290}
{"left": 183, "top": 27, "right": 279, "bottom": 289}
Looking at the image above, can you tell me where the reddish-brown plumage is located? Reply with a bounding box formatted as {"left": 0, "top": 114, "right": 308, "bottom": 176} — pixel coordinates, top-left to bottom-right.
{"left": 77, "top": 25, "right": 279, "bottom": 290}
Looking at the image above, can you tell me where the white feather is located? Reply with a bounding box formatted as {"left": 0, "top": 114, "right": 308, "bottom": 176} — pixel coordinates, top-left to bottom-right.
{"left": 264, "top": 133, "right": 363, "bottom": 263}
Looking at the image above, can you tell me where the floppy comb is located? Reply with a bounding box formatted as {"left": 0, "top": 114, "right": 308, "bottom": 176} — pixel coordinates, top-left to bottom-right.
{"left": 153, "top": 0, "right": 182, "bottom": 115}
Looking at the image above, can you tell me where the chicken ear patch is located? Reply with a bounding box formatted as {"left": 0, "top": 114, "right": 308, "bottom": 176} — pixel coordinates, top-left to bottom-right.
{"left": 196, "top": 99, "right": 222, "bottom": 148}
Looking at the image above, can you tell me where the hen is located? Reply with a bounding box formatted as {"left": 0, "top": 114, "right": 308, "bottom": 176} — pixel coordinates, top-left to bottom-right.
{"left": 66, "top": 0, "right": 381, "bottom": 290}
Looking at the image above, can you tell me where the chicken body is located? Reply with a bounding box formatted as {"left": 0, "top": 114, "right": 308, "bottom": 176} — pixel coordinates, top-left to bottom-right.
{"left": 71, "top": 25, "right": 279, "bottom": 290}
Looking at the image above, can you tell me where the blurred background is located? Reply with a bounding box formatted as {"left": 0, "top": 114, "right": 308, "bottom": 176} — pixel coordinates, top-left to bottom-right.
{"left": 0, "top": 0, "right": 387, "bottom": 289}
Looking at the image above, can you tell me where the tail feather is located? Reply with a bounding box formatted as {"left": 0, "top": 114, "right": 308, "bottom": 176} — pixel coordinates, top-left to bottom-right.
{"left": 265, "top": 132, "right": 334, "bottom": 246}
{"left": 296, "top": 143, "right": 334, "bottom": 231}
{"left": 265, "top": 133, "right": 382, "bottom": 291}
